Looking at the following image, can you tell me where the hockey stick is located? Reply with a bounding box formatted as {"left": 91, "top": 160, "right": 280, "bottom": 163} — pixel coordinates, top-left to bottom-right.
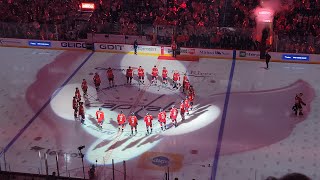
{"left": 138, "top": 76, "right": 141, "bottom": 91}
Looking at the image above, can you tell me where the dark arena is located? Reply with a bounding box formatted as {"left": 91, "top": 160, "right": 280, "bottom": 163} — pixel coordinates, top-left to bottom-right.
{"left": 0, "top": 0, "right": 320, "bottom": 180}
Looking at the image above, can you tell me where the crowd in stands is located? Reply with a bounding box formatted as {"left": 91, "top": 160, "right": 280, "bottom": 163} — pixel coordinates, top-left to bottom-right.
{"left": 0, "top": 0, "right": 319, "bottom": 53}
{"left": 0, "top": 0, "right": 83, "bottom": 40}
{"left": 230, "top": 0, "right": 320, "bottom": 53}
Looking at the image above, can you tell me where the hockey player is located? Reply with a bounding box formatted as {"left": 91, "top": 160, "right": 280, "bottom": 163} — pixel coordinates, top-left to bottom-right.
{"left": 293, "top": 93, "right": 306, "bottom": 116}
{"left": 172, "top": 70, "right": 180, "bottom": 89}
{"left": 81, "top": 79, "right": 88, "bottom": 96}
{"left": 72, "top": 96, "right": 78, "bottom": 119}
{"left": 75, "top": 87, "right": 81, "bottom": 102}
{"left": 106, "top": 67, "right": 115, "bottom": 87}
{"left": 138, "top": 66, "right": 145, "bottom": 84}
{"left": 188, "top": 86, "right": 195, "bottom": 110}
{"left": 182, "top": 74, "right": 189, "bottom": 93}
{"left": 117, "top": 111, "right": 126, "bottom": 131}
{"left": 144, "top": 112, "right": 153, "bottom": 134}
{"left": 189, "top": 85, "right": 195, "bottom": 96}
{"left": 128, "top": 112, "right": 138, "bottom": 135}
{"left": 184, "top": 79, "right": 191, "bottom": 94}
{"left": 162, "top": 67, "right": 168, "bottom": 85}
{"left": 180, "top": 100, "right": 186, "bottom": 121}
{"left": 93, "top": 73, "right": 101, "bottom": 90}
{"left": 78, "top": 102, "right": 85, "bottom": 124}
{"left": 184, "top": 96, "right": 191, "bottom": 115}
{"left": 151, "top": 65, "right": 159, "bottom": 85}
{"left": 96, "top": 108, "right": 105, "bottom": 129}
{"left": 170, "top": 105, "right": 178, "bottom": 127}
{"left": 158, "top": 109, "right": 167, "bottom": 130}
{"left": 126, "top": 66, "right": 133, "bottom": 84}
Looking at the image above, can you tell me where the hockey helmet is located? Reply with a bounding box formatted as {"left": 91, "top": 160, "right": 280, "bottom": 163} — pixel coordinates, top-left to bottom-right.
{"left": 99, "top": 108, "right": 102, "bottom": 111}
{"left": 181, "top": 100, "right": 184, "bottom": 103}
{"left": 120, "top": 110, "right": 123, "bottom": 114}
{"left": 146, "top": 112, "right": 149, "bottom": 115}
{"left": 159, "top": 109, "right": 163, "bottom": 112}
{"left": 171, "top": 105, "right": 175, "bottom": 108}
{"left": 129, "top": 66, "right": 131, "bottom": 69}
{"left": 131, "top": 112, "right": 135, "bottom": 115}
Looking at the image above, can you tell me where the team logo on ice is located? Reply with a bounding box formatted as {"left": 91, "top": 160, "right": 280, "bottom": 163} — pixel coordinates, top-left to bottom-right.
{"left": 152, "top": 156, "right": 170, "bottom": 167}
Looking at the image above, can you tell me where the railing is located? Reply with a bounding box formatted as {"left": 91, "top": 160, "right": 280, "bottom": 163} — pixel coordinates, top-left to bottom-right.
{"left": 0, "top": 171, "right": 84, "bottom": 180}
{"left": 1, "top": 147, "right": 314, "bottom": 180}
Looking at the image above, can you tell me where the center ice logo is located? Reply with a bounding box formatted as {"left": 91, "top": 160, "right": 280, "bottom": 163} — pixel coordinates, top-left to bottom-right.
{"left": 49, "top": 65, "right": 220, "bottom": 165}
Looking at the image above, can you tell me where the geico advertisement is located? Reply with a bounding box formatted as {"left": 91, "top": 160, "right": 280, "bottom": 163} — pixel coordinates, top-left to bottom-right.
{"left": 60, "top": 42, "right": 86, "bottom": 48}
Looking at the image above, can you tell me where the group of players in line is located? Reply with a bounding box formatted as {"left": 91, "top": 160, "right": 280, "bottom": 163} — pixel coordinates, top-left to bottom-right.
{"left": 72, "top": 65, "right": 196, "bottom": 135}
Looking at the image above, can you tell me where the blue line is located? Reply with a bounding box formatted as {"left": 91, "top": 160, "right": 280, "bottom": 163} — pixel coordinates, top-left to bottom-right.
{"left": 0, "top": 51, "right": 94, "bottom": 157}
{"left": 211, "top": 49, "right": 237, "bottom": 180}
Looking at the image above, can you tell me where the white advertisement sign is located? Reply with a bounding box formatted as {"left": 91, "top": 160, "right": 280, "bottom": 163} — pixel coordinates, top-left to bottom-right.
{"left": 95, "top": 43, "right": 160, "bottom": 55}
{"left": 197, "top": 49, "right": 233, "bottom": 59}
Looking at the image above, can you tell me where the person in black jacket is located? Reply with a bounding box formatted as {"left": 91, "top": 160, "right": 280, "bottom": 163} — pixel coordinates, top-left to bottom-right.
{"left": 134, "top": 39, "right": 138, "bottom": 55}
{"left": 265, "top": 50, "right": 271, "bottom": 69}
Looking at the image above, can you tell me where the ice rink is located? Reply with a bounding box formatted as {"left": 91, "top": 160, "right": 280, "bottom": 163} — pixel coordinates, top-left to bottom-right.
{"left": 0, "top": 47, "right": 319, "bottom": 180}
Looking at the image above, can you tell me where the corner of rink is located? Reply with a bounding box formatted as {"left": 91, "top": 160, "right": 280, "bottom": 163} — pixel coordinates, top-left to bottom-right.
{"left": 158, "top": 55, "right": 199, "bottom": 62}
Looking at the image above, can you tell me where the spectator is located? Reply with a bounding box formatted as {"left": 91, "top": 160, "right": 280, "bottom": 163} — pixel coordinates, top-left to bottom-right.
{"left": 279, "top": 173, "right": 311, "bottom": 180}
